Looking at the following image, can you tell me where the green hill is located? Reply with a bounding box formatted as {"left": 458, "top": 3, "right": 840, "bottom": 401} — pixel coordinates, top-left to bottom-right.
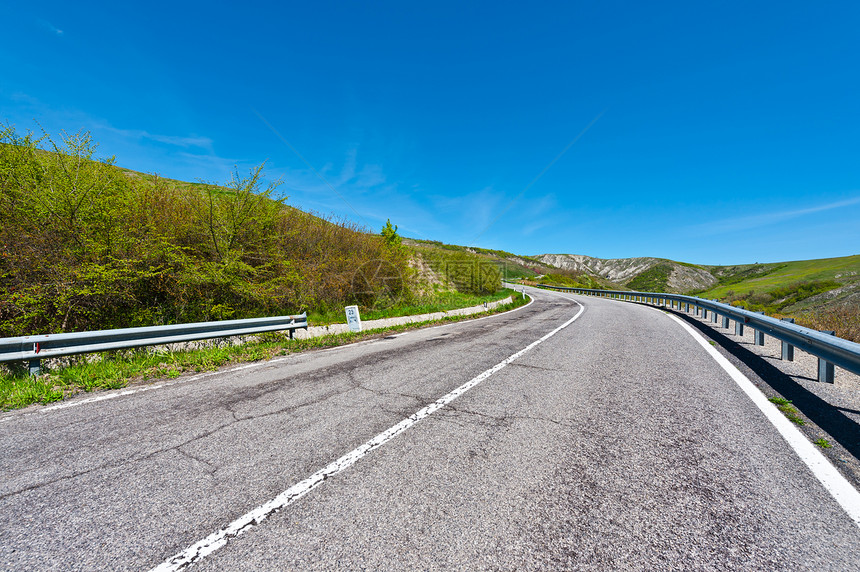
{"left": 0, "top": 124, "right": 502, "bottom": 337}
{"left": 696, "top": 255, "right": 860, "bottom": 313}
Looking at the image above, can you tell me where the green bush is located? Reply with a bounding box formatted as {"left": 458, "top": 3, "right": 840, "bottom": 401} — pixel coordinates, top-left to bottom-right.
{"left": 0, "top": 124, "right": 410, "bottom": 335}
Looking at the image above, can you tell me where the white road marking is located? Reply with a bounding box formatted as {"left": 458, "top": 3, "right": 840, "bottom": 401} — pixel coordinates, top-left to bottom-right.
{"left": 666, "top": 312, "right": 860, "bottom": 528}
{"left": 150, "top": 300, "right": 581, "bottom": 571}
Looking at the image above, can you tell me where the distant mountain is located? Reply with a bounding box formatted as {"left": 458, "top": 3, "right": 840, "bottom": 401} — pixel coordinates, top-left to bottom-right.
{"left": 535, "top": 254, "right": 718, "bottom": 293}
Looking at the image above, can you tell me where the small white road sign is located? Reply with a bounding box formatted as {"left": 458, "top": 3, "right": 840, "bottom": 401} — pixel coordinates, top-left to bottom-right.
{"left": 345, "top": 305, "right": 362, "bottom": 332}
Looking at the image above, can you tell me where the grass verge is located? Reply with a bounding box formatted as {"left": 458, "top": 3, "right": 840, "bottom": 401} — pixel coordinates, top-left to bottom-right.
{"left": 307, "top": 289, "right": 517, "bottom": 325}
{"left": 768, "top": 396, "right": 806, "bottom": 426}
{"left": 0, "top": 291, "right": 530, "bottom": 412}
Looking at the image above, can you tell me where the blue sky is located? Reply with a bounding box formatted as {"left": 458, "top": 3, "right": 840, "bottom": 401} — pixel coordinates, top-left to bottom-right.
{"left": 2, "top": 1, "right": 858, "bottom": 265}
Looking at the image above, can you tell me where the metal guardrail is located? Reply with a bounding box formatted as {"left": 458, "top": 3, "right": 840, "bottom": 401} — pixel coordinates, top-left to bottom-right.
{"left": 539, "top": 286, "right": 860, "bottom": 383}
{"left": 0, "top": 313, "right": 308, "bottom": 376}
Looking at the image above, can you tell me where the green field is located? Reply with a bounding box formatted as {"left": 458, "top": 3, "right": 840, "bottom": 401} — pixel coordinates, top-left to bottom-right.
{"left": 697, "top": 255, "right": 860, "bottom": 306}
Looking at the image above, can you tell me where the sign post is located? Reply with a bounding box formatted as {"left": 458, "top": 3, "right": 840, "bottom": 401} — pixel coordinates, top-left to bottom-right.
{"left": 345, "top": 305, "right": 362, "bottom": 332}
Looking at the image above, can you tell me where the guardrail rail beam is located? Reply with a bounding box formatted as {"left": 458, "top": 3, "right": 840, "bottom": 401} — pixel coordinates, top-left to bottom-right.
{"left": 535, "top": 284, "right": 860, "bottom": 385}
{"left": 2, "top": 313, "right": 309, "bottom": 376}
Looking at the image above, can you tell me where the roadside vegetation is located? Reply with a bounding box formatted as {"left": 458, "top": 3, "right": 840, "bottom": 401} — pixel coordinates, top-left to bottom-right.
{"left": 0, "top": 124, "right": 414, "bottom": 337}
{"left": 692, "top": 256, "right": 860, "bottom": 342}
{"left": 715, "top": 280, "right": 841, "bottom": 313}
{"left": 697, "top": 256, "right": 860, "bottom": 308}
{"left": 795, "top": 304, "right": 860, "bottom": 343}
{"left": 768, "top": 396, "right": 805, "bottom": 426}
{"left": 0, "top": 124, "right": 507, "bottom": 340}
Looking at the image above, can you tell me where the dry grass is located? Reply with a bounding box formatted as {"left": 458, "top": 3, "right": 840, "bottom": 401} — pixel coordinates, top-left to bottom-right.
{"left": 796, "top": 303, "right": 860, "bottom": 343}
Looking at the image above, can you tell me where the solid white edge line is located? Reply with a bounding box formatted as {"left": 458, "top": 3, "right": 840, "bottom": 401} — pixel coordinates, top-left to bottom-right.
{"left": 664, "top": 311, "right": 860, "bottom": 528}
{"left": 28, "top": 293, "right": 535, "bottom": 416}
{"left": 150, "top": 298, "right": 580, "bottom": 571}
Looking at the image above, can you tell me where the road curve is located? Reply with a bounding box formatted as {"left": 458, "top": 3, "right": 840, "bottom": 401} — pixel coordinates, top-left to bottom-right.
{"left": 1, "top": 287, "right": 858, "bottom": 570}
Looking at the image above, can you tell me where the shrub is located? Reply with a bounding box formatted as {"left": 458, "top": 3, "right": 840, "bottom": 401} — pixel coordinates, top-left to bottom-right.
{"left": 0, "top": 124, "right": 410, "bottom": 335}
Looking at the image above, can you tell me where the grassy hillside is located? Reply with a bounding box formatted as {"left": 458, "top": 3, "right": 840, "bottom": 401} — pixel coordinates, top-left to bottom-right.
{"left": 404, "top": 238, "right": 554, "bottom": 281}
{"left": 0, "top": 125, "right": 500, "bottom": 338}
{"left": 696, "top": 255, "right": 860, "bottom": 311}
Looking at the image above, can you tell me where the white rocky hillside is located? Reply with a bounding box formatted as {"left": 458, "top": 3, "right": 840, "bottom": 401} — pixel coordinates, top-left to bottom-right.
{"left": 537, "top": 254, "right": 718, "bottom": 293}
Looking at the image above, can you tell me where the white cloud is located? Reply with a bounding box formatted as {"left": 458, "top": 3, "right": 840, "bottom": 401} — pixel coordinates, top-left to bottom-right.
{"left": 38, "top": 20, "right": 63, "bottom": 36}
{"left": 686, "top": 195, "right": 860, "bottom": 235}
{"left": 99, "top": 124, "right": 214, "bottom": 151}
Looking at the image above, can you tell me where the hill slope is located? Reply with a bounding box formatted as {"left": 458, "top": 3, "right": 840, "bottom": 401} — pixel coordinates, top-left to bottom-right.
{"left": 536, "top": 254, "right": 717, "bottom": 293}
{"left": 697, "top": 255, "right": 860, "bottom": 313}
{"left": 0, "top": 125, "right": 503, "bottom": 337}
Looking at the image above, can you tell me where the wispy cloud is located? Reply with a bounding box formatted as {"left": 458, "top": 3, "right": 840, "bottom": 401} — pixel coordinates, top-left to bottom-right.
{"left": 426, "top": 186, "right": 503, "bottom": 239}
{"left": 146, "top": 133, "right": 214, "bottom": 150}
{"left": 38, "top": 20, "right": 63, "bottom": 36}
{"left": 519, "top": 194, "right": 560, "bottom": 236}
{"left": 687, "top": 195, "right": 860, "bottom": 236}
{"left": 101, "top": 125, "right": 214, "bottom": 151}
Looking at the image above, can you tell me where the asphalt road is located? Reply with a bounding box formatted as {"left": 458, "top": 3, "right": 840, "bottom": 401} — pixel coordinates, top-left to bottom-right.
{"left": 2, "top": 287, "right": 859, "bottom": 570}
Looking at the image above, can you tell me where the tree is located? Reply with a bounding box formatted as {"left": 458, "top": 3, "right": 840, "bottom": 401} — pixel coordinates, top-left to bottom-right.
{"left": 380, "top": 219, "right": 401, "bottom": 247}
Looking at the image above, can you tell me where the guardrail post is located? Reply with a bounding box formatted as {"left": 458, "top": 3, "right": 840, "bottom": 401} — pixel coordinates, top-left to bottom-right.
{"left": 721, "top": 315, "right": 729, "bottom": 329}
{"left": 28, "top": 358, "right": 41, "bottom": 377}
{"left": 702, "top": 307, "right": 708, "bottom": 319}
{"left": 780, "top": 318, "right": 795, "bottom": 361}
{"left": 753, "top": 312, "right": 766, "bottom": 345}
{"left": 735, "top": 320, "right": 744, "bottom": 336}
{"left": 712, "top": 310, "right": 719, "bottom": 324}
{"left": 817, "top": 331, "right": 836, "bottom": 383}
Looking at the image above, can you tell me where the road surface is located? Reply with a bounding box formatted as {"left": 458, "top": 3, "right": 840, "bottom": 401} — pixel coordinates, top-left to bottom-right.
{"left": 1, "top": 287, "right": 858, "bottom": 570}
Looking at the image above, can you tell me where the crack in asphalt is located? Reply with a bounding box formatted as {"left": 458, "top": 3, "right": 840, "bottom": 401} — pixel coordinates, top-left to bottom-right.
{"left": 0, "top": 307, "right": 555, "bottom": 504}
{"left": 1, "top": 372, "right": 369, "bottom": 500}
{"left": 0, "top": 420, "right": 235, "bottom": 501}
{"left": 445, "top": 404, "right": 575, "bottom": 429}
{"left": 176, "top": 447, "right": 219, "bottom": 476}
{"left": 509, "top": 362, "right": 559, "bottom": 372}
{"left": 1, "top": 360, "right": 460, "bottom": 501}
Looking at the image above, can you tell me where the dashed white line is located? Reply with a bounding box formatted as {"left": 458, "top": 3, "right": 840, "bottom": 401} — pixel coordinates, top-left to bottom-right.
{"left": 149, "top": 300, "right": 581, "bottom": 571}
